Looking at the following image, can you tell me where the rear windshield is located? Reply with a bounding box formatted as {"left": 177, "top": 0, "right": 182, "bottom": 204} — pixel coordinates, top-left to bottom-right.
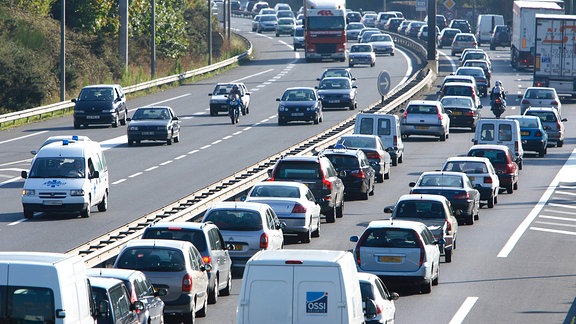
{"left": 337, "top": 136, "right": 376, "bottom": 149}
{"left": 360, "top": 228, "right": 420, "bottom": 248}
{"left": 1, "top": 287, "right": 55, "bottom": 323}
{"left": 116, "top": 247, "right": 186, "bottom": 272}
{"left": 468, "top": 149, "right": 508, "bottom": 164}
{"left": 326, "top": 155, "right": 360, "bottom": 170}
{"left": 250, "top": 185, "right": 300, "bottom": 198}
{"left": 525, "top": 111, "right": 557, "bottom": 122}
{"left": 203, "top": 209, "right": 263, "bottom": 231}
{"left": 142, "top": 228, "right": 208, "bottom": 252}
{"left": 274, "top": 161, "right": 321, "bottom": 180}
{"left": 394, "top": 200, "right": 446, "bottom": 219}
{"left": 418, "top": 174, "right": 463, "bottom": 188}
{"left": 441, "top": 97, "right": 473, "bottom": 107}
{"left": 443, "top": 85, "right": 473, "bottom": 96}
{"left": 525, "top": 89, "right": 554, "bottom": 99}
{"left": 444, "top": 161, "right": 488, "bottom": 174}
{"left": 406, "top": 105, "right": 438, "bottom": 114}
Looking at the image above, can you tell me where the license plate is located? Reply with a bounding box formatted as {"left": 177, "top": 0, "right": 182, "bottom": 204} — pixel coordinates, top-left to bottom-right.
{"left": 379, "top": 256, "right": 402, "bottom": 263}
{"left": 469, "top": 176, "right": 475, "bottom": 181}
{"left": 329, "top": 100, "right": 340, "bottom": 103}
{"left": 521, "top": 131, "right": 529, "bottom": 136}
{"left": 291, "top": 113, "right": 304, "bottom": 116}
{"left": 415, "top": 125, "right": 429, "bottom": 130}
{"left": 233, "top": 244, "right": 243, "bottom": 251}
{"left": 142, "top": 131, "right": 155, "bottom": 135}
{"left": 43, "top": 200, "right": 63, "bottom": 206}
{"left": 86, "top": 115, "right": 100, "bottom": 119}
{"left": 451, "top": 111, "right": 462, "bottom": 115}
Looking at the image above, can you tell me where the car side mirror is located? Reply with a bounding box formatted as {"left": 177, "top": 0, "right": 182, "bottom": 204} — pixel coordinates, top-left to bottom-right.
{"left": 350, "top": 235, "right": 359, "bottom": 242}
{"left": 389, "top": 292, "right": 400, "bottom": 301}
{"left": 409, "top": 182, "right": 416, "bottom": 187}
{"left": 267, "top": 168, "right": 273, "bottom": 177}
{"left": 226, "top": 243, "right": 236, "bottom": 251}
{"left": 71, "top": 98, "right": 77, "bottom": 103}
{"left": 131, "top": 301, "right": 145, "bottom": 312}
{"left": 126, "top": 117, "right": 132, "bottom": 122}
{"left": 364, "top": 298, "right": 378, "bottom": 319}
{"left": 278, "top": 221, "right": 287, "bottom": 230}
{"left": 478, "top": 104, "right": 483, "bottom": 108}
{"left": 208, "top": 93, "right": 213, "bottom": 96}
{"left": 383, "top": 206, "right": 394, "bottom": 213}
{"left": 436, "top": 238, "right": 446, "bottom": 245}
{"left": 154, "top": 288, "right": 168, "bottom": 297}
{"left": 276, "top": 98, "right": 281, "bottom": 101}
{"left": 21, "top": 171, "right": 28, "bottom": 179}
{"left": 562, "top": 118, "right": 567, "bottom": 122}
{"left": 89, "top": 171, "right": 100, "bottom": 179}
{"left": 172, "top": 116, "right": 179, "bottom": 121}
{"left": 201, "top": 263, "right": 213, "bottom": 272}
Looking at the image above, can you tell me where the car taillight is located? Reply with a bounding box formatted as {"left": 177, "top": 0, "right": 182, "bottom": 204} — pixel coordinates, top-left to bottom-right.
{"left": 182, "top": 273, "right": 193, "bottom": 292}
{"left": 484, "top": 177, "right": 492, "bottom": 184}
{"left": 521, "top": 99, "right": 530, "bottom": 105}
{"left": 292, "top": 203, "right": 307, "bottom": 213}
{"left": 351, "top": 170, "right": 366, "bottom": 178}
{"left": 552, "top": 100, "right": 559, "bottom": 106}
{"left": 535, "top": 130, "right": 543, "bottom": 137}
{"left": 445, "top": 220, "right": 452, "bottom": 235}
{"left": 464, "top": 111, "right": 475, "bottom": 117}
{"left": 515, "top": 141, "right": 519, "bottom": 152}
{"left": 260, "top": 232, "right": 269, "bottom": 249}
{"left": 417, "top": 236, "right": 426, "bottom": 267}
{"left": 322, "top": 178, "right": 332, "bottom": 191}
{"left": 506, "top": 163, "right": 516, "bottom": 173}
{"left": 437, "top": 111, "right": 444, "bottom": 121}
{"left": 202, "top": 255, "right": 212, "bottom": 265}
{"left": 393, "top": 136, "right": 398, "bottom": 146}
{"left": 454, "top": 192, "right": 469, "bottom": 200}
{"left": 402, "top": 110, "right": 408, "bottom": 119}
{"left": 365, "top": 152, "right": 381, "bottom": 159}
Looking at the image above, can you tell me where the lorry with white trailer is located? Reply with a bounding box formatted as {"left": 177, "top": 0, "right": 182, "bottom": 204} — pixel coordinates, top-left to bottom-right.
{"left": 511, "top": 0, "right": 563, "bottom": 69}
{"left": 303, "top": 0, "right": 347, "bottom": 62}
{"left": 533, "top": 14, "right": 576, "bottom": 97}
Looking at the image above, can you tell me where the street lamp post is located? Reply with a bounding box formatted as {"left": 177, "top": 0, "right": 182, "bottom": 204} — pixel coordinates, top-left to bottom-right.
{"left": 60, "top": 0, "right": 65, "bottom": 101}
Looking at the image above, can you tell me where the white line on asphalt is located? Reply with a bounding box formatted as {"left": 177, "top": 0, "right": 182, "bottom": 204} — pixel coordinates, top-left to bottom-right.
{"left": 0, "top": 176, "right": 23, "bottom": 187}
{"left": 0, "top": 130, "right": 49, "bottom": 145}
{"left": 223, "top": 136, "right": 232, "bottom": 140}
{"left": 438, "top": 50, "right": 458, "bottom": 72}
{"left": 449, "top": 297, "right": 479, "bottom": 324}
{"left": 559, "top": 185, "right": 576, "bottom": 189}
{"left": 145, "top": 166, "right": 158, "bottom": 171}
{"left": 8, "top": 219, "right": 26, "bottom": 226}
{"left": 200, "top": 145, "right": 211, "bottom": 149}
{"left": 129, "top": 172, "right": 143, "bottom": 178}
{"left": 212, "top": 140, "right": 222, "bottom": 145}
{"left": 555, "top": 190, "right": 576, "bottom": 196}
{"left": 159, "top": 161, "right": 172, "bottom": 166}
{"left": 530, "top": 227, "right": 576, "bottom": 236}
{"left": 389, "top": 49, "right": 413, "bottom": 94}
{"left": 548, "top": 202, "right": 576, "bottom": 210}
{"left": 539, "top": 215, "right": 576, "bottom": 221}
{"left": 535, "top": 221, "right": 576, "bottom": 228}
{"left": 175, "top": 155, "right": 187, "bottom": 160}
{"left": 233, "top": 131, "right": 242, "bottom": 135}
{"left": 112, "top": 179, "right": 127, "bottom": 185}
{"left": 188, "top": 150, "right": 199, "bottom": 154}
{"left": 0, "top": 159, "right": 32, "bottom": 167}
{"left": 243, "top": 127, "right": 252, "bottom": 131}
{"left": 145, "top": 94, "right": 191, "bottom": 108}
{"left": 541, "top": 209, "right": 576, "bottom": 215}
{"left": 498, "top": 149, "right": 576, "bottom": 258}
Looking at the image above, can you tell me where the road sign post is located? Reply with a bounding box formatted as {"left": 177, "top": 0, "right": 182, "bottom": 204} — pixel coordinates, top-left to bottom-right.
{"left": 377, "top": 71, "right": 391, "bottom": 104}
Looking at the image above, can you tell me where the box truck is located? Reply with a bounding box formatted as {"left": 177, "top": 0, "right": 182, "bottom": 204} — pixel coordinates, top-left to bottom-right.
{"left": 304, "top": 0, "right": 347, "bottom": 62}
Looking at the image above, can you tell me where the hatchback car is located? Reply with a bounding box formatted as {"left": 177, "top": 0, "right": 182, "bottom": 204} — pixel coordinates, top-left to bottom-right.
{"left": 316, "top": 77, "right": 358, "bottom": 110}
{"left": 256, "top": 14, "right": 277, "bottom": 33}
{"left": 384, "top": 17, "right": 404, "bottom": 32}
{"left": 490, "top": 25, "right": 511, "bottom": 49}
{"left": 126, "top": 106, "right": 180, "bottom": 146}
{"left": 87, "top": 268, "right": 166, "bottom": 324}
{"left": 455, "top": 67, "right": 489, "bottom": 97}
{"left": 440, "top": 96, "right": 482, "bottom": 131}
{"left": 442, "top": 156, "right": 500, "bottom": 208}
{"left": 524, "top": 107, "right": 567, "bottom": 147}
{"left": 322, "top": 147, "right": 376, "bottom": 200}
{"left": 276, "top": 10, "right": 294, "bottom": 19}
{"left": 348, "top": 43, "right": 376, "bottom": 67}
{"left": 361, "top": 13, "right": 378, "bottom": 27}
{"left": 440, "top": 75, "right": 478, "bottom": 93}
{"left": 462, "top": 59, "right": 492, "bottom": 84}
{"left": 357, "top": 27, "right": 380, "bottom": 42}
{"left": 275, "top": 17, "right": 295, "bottom": 36}
{"left": 251, "top": 15, "right": 262, "bottom": 31}
{"left": 358, "top": 272, "right": 398, "bottom": 324}
{"left": 258, "top": 8, "right": 275, "bottom": 15}
{"left": 336, "top": 134, "right": 392, "bottom": 183}
{"left": 317, "top": 68, "right": 356, "bottom": 82}
{"left": 520, "top": 87, "right": 561, "bottom": 115}
{"left": 368, "top": 33, "right": 395, "bottom": 56}
{"left": 506, "top": 115, "right": 548, "bottom": 157}
{"left": 72, "top": 84, "right": 127, "bottom": 129}
{"left": 267, "top": 155, "right": 345, "bottom": 223}
{"left": 90, "top": 277, "right": 144, "bottom": 324}
{"left": 292, "top": 25, "right": 305, "bottom": 50}
{"left": 276, "top": 87, "right": 323, "bottom": 125}
{"left": 401, "top": 100, "right": 450, "bottom": 141}
{"left": 201, "top": 202, "right": 285, "bottom": 270}
{"left": 346, "top": 22, "right": 365, "bottom": 40}
{"left": 451, "top": 33, "right": 477, "bottom": 56}
{"left": 396, "top": 20, "right": 412, "bottom": 34}
{"left": 245, "top": 181, "right": 321, "bottom": 243}
{"left": 114, "top": 239, "right": 211, "bottom": 323}
{"left": 141, "top": 222, "right": 233, "bottom": 304}
{"left": 346, "top": 11, "right": 362, "bottom": 23}
{"left": 437, "top": 28, "right": 460, "bottom": 48}
{"left": 405, "top": 21, "right": 426, "bottom": 37}
{"left": 449, "top": 19, "right": 472, "bottom": 33}
{"left": 438, "top": 81, "right": 481, "bottom": 108}
{"left": 467, "top": 144, "right": 519, "bottom": 194}
{"left": 208, "top": 82, "right": 251, "bottom": 116}
{"left": 350, "top": 220, "right": 440, "bottom": 294}
{"left": 460, "top": 50, "right": 492, "bottom": 68}
{"left": 417, "top": 25, "right": 440, "bottom": 40}
{"left": 409, "top": 171, "right": 480, "bottom": 225}
{"left": 385, "top": 194, "right": 459, "bottom": 262}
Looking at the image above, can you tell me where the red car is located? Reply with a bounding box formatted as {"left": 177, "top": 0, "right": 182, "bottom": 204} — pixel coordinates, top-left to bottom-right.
{"left": 467, "top": 144, "right": 519, "bottom": 194}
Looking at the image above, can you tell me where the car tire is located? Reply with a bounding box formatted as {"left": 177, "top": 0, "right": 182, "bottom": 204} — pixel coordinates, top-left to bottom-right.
{"left": 487, "top": 195, "right": 495, "bottom": 208}
{"left": 445, "top": 249, "right": 452, "bottom": 263}
{"left": 392, "top": 157, "right": 398, "bottom": 166}
{"left": 440, "top": 132, "right": 447, "bottom": 141}
{"left": 174, "top": 134, "right": 180, "bottom": 143}
{"left": 120, "top": 110, "right": 127, "bottom": 126}
{"left": 73, "top": 120, "right": 81, "bottom": 129}
{"left": 432, "top": 267, "right": 439, "bottom": 286}
{"left": 384, "top": 169, "right": 390, "bottom": 180}
{"left": 208, "top": 276, "right": 218, "bottom": 304}
{"left": 506, "top": 184, "right": 513, "bottom": 194}
{"left": 325, "top": 210, "right": 336, "bottom": 223}
{"left": 23, "top": 208, "right": 33, "bottom": 219}
{"left": 391, "top": 52, "right": 395, "bottom": 56}
{"left": 301, "top": 230, "right": 311, "bottom": 243}
{"left": 361, "top": 190, "right": 369, "bottom": 201}
{"left": 167, "top": 137, "right": 173, "bottom": 145}
{"left": 369, "top": 183, "right": 375, "bottom": 196}
{"left": 80, "top": 203, "right": 91, "bottom": 218}
{"left": 221, "top": 272, "right": 232, "bottom": 296}
{"left": 127, "top": 139, "right": 134, "bottom": 146}
{"left": 112, "top": 114, "right": 119, "bottom": 128}
{"left": 558, "top": 140, "right": 564, "bottom": 147}
{"left": 539, "top": 148, "right": 546, "bottom": 157}
{"left": 314, "top": 115, "right": 319, "bottom": 124}
{"left": 312, "top": 219, "right": 320, "bottom": 238}
{"left": 398, "top": 154, "right": 404, "bottom": 163}
{"left": 467, "top": 213, "right": 474, "bottom": 225}
{"left": 183, "top": 308, "right": 195, "bottom": 324}
{"left": 421, "top": 279, "right": 432, "bottom": 294}
{"left": 336, "top": 200, "right": 344, "bottom": 218}
{"left": 196, "top": 294, "right": 207, "bottom": 318}
{"left": 210, "top": 109, "right": 217, "bottom": 116}
{"left": 513, "top": 181, "right": 518, "bottom": 190}
{"left": 97, "top": 192, "right": 108, "bottom": 212}
{"left": 376, "top": 173, "right": 384, "bottom": 183}
{"left": 490, "top": 44, "right": 495, "bottom": 50}
{"left": 349, "top": 63, "right": 354, "bottom": 68}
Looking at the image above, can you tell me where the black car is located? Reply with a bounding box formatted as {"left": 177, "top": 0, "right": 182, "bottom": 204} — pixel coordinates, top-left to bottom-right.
{"left": 440, "top": 95, "right": 482, "bottom": 131}
{"left": 336, "top": 134, "right": 392, "bottom": 183}
{"left": 268, "top": 155, "right": 345, "bottom": 223}
{"left": 316, "top": 77, "right": 358, "bottom": 110}
{"left": 490, "top": 25, "right": 511, "bottom": 50}
{"left": 409, "top": 171, "right": 480, "bottom": 225}
{"left": 346, "top": 11, "right": 362, "bottom": 23}
{"left": 449, "top": 19, "right": 471, "bottom": 33}
{"left": 72, "top": 84, "right": 127, "bottom": 129}
{"left": 437, "top": 28, "right": 460, "bottom": 49}
{"left": 322, "top": 147, "right": 376, "bottom": 200}
{"left": 276, "top": 87, "right": 323, "bottom": 125}
{"left": 127, "top": 106, "right": 181, "bottom": 146}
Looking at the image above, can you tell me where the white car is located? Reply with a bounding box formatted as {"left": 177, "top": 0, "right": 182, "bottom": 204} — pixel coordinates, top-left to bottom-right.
{"left": 358, "top": 272, "right": 398, "bottom": 324}
{"left": 400, "top": 100, "right": 450, "bottom": 141}
{"left": 520, "top": 86, "right": 562, "bottom": 115}
{"left": 348, "top": 43, "right": 376, "bottom": 68}
{"left": 350, "top": 220, "right": 441, "bottom": 294}
{"left": 208, "top": 82, "right": 251, "bottom": 116}
{"left": 245, "top": 181, "right": 321, "bottom": 243}
{"left": 441, "top": 156, "right": 500, "bottom": 208}
{"left": 368, "top": 33, "right": 395, "bottom": 56}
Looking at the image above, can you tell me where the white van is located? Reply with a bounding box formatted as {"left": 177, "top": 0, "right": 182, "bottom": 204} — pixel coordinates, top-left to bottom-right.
{"left": 476, "top": 14, "right": 504, "bottom": 45}
{"left": 0, "top": 252, "right": 96, "bottom": 323}
{"left": 354, "top": 113, "right": 404, "bottom": 166}
{"left": 236, "top": 249, "right": 371, "bottom": 324}
{"left": 473, "top": 118, "right": 524, "bottom": 169}
{"left": 21, "top": 139, "right": 109, "bottom": 218}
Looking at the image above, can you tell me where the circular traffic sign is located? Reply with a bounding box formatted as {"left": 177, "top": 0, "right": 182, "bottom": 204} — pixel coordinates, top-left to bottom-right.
{"left": 377, "top": 71, "right": 391, "bottom": 97}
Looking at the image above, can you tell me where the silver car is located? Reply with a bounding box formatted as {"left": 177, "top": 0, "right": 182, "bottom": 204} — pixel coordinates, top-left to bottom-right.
{"left": 520, "top": 87, "right": 562, "bottom": 115}
{"left": 114, "top": 239, "right": 211, "bottom": 324}
{"left": 451, "top": 33, "right": 478, "bottom": 56}
{"left": 524, "top": 107, "right": 567, "bottom": 147}
{"left": 400, "top": 100, "right": 450, "bottom": 141}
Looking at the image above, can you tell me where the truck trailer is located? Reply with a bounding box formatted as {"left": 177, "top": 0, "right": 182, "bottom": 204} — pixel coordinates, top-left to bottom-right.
{"left": 304, "top": 0, "right": 347, "bottom": 62}
{"left": 534, "top": 14, "right": 576, "bottom": 97}
{"left": 511, "top": 1, "right": 563, "bottom": 69}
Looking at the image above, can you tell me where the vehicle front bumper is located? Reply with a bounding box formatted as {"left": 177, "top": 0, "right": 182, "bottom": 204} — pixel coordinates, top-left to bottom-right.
{"left": 22, "top": 202, "right": 88, "bottom": 214}
{"left": 128, "top": 130, "right": 171, "bottom": 141}
{"left": 74, "top": 113, "right": 116, "bottom": 125}
{"left": 278, "top": 111, "right": 318, "bottom": 123}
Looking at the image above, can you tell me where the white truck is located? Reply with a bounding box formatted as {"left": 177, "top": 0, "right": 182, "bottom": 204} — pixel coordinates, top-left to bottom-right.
{"left": 511, "top": 1, "right": 563, "bottom": 69}
{"left": 533, "top": 14, "right": 576, "bottom": 97}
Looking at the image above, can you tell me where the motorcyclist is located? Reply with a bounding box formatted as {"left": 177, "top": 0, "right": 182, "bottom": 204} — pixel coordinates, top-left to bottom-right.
{"left": 490, "top": 80, "right": 506, "bottom": 108}
{"left": 228, "top": 84, "right": 243, "bottom": 116}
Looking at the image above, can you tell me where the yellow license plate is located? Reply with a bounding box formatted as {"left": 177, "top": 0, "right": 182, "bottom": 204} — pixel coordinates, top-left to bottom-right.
{"left": 233, "top": 244, "right": 243, "bottom": 251}
{"left": 415, "top": 126, "right": 429, "bottom": 130}
{"left": 521, "top": 131, "right": 529, "bottom": 136}
{"left": 468, "top": 176, "right": 475, "bottom": 181}
{"left": 451, "top": 111, "right": 462, "bottom": 115}
{"left": 378, "top": 256, "right": 402, "bottom": 263}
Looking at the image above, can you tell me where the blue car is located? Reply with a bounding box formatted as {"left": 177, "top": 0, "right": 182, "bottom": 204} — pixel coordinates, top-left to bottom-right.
{"left": 506, "top": 115, "right": 548, "bottom": 157}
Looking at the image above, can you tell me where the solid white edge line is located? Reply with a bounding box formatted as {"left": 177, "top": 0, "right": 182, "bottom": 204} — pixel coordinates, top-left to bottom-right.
{"left": 389, "top": 48, "right": 413, "bottom": 94}
{"left": 539, "top": 215, "right": 576, "bottom": 221}
{"left": 8, "top": 219, "right": 26, "bottom": 226}
{"left": 449, "top": 297, "right": 479, "bottom": 324}
{"left": 498, "top": 149, "right": 576, "bottom": 258}
{"left": 530, "top": 227, "right": 576, "bottom": 236}
{"left": 0, "top": 130, "right": 49, "bottom": 145}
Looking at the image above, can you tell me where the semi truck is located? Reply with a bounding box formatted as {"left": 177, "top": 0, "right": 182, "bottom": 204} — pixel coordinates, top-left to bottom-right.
{"left": 511, "top": 0, "right": 563, "bottom": 69}
{"left": 303, "top": 0, "right": 347, "bottom": 62}
{"left": 533, "top": 14, "right": 576, "bottom": 96}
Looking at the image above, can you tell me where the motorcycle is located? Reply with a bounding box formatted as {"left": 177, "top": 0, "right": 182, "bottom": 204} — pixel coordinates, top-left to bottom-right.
{"left": 227, "top": 94, "right": 241, "bottom": 124}
{"left": 490, "top": 94, "right": 506, "bottom": 118}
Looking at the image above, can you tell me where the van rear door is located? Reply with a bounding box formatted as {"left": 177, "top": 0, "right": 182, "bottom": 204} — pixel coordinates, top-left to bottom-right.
{"left": 293, "top": 265, "right": 343, "bottom": 324}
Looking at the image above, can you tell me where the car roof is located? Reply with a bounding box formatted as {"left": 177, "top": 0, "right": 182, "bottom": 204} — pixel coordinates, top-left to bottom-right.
{"left": 89, "top": 276, "right": 125, "bottom": 289}
{"left": 208, "top": 201, "right": 271, "bottom": 212}
{"left": 340, "top": 134, "right": 379, "bottom": 140}
{"left": 407, "top": 100, "right": 441, "bottom": 106}
{"left": 469, "top": 144, "right": 510, "bottom": 151}
{"left": 283, "top": 87, "right": 315, "bottom": 92}
{"left": 443, "top": 82, "right": 476, "bottom": 87}
{"left": 146, "top": 221, "right": 213, "bottom": 231}
{"left": 524, "top": 107, "right": 559, "bottom": 113}
{"left": 367, "top": 219, "right": 428, "bottom": 231}
{"left": 525, "top": 87, "right": 556, "bottom": 92}
{"left": 446, "top": 156, "right": 491, "bottom": 163}
{"left": 444, "top": 75, "right": 475, "bottom": 81}
{"left": 419, "top": 171, "right": 466, "bottom": 177}
{"left": 87, "top": 268, "right": 142, "bottom": 281}
{"left": 125, "top": 238, "right": 194, "bottom": 250}
{"left": 81, "top": 84, "right": 121, "bottom": 89}
{"left": 440, "top": 95, "right": 474, "bottom": 101}
{"left": 506, "top": 115, "right": 539, "bottom": 122}
{"left": 357, "top": 272, "right": 380, "bottom": 282}
{"left": 397, "top": 193, "right": 448, "bottom": 203}
{"left": 252, "top": 181, "right": 307, "bottom": 189}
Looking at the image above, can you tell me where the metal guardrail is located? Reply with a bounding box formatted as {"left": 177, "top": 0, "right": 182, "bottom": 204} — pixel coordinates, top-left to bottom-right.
{"left": 0, "top": 36, "right": 253, "bottom": 129}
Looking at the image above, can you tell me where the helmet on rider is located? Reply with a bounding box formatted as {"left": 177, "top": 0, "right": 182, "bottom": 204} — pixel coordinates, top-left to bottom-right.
{"left": 495, "top": 80, "right": 502, "bottom": 87}
{"left": 232, "top": 84, "right": 239, "bottom": 90}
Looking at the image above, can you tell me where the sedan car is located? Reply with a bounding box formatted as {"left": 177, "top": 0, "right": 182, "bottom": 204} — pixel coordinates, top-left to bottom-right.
{"left": 361, "top": 13, "right": 378, "bottom": 28}
{"left": 437, "top": 28, "right": 460, "bottom": 48}
{"left": 385, "top": 194, "right": 459, "bottom": 263}
{"left": 449, "top": 19, "right": 472, "bottom": 33}
{"left": 350, "top": 220, "right": 440, "bottom": 294}
{"left": 368, "top": 33, "right": 395, "bottom": 56}
{"left": 336, "top": 134, "right": 392, "bottom": 183}
{"left": 348, "top": 43, "right": 376, "bottom": 67}
{"left": 358, "top": 272, "right": 398, "bottom": 324}
{"left": 409, "top": 171, "right": 480, "bottom": 225}
{"left": 127, "top": 106, "right": 180, "bottom": 146}
{"left": 322, "top": 147, "right": 376, "bottom": 200}
{"left": 275, "top": 17, "right": 295, "bottom": 36}
{"left": 467, "top": 144, "right": 519, "bottom": 194}
{"left": 276, "top": 87, "right": 323, "bottom": 125}
{"left": 317, "top": 68, "right": 356, "bottom": 82}
{"left": 316, "top": 77, "right": 358, "bottom": 110}
{"left": 524, "top": 107, "right": 567, "bottom": 147}
{"left": 357, "top": 27, "right": 380, "bottom": 42}
{"left": 384, "top": 17, "right": 404, "bottom": 32}
{"left": 400, "top": 100, "right": 450, "bottom": 141}
{"left": 451, "top": 33, "right": 477, "bottom": 56}
{"left": 346, "top": 22, "right": 365, "bottom": 40}
{"left": 455, "top": 66, "right": 489, "bottom": 97}
{"left": 405, "top": 21, "right": 426, "bottom": 37}
{"left": 462, "top": 59, "right": 492, "bottom": 84}
{"left": 440, "top": 95, "right": 482, "bottom": 131}
{"left": 520, "top": 87, "right": 562, "bottom": 115}
{"left": 208, "top": 82, "right": 251, "bottom": 116}
{"left": 506, "top": 115, "right": 548, "bottom": 157}
{"left": 245, "top": 181, "right": 321, "bottom": 243}
{"left": 201, "top": 201, "right": 285, "bottom": 270}
{"left": 442, "top": 156, "right": 500, "bottom": 208}
{"left": 256, "top": 14, "right": 277, "bottom": 33}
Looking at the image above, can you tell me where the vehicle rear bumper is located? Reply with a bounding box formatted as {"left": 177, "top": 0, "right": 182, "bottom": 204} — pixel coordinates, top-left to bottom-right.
{"left": 401, "top": 124, "right": 445, "bottom": 136}
{"left": 522, "top": 139, "right": 546, "bottom": 152}
{"left": 163, "top": 294, "right": 194, "bottom": 315}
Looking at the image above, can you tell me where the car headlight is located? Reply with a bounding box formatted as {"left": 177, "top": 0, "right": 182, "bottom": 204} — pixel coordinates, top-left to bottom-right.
{"left": 342, "top": 94, "right": 350, "bottom": 99}
{"left": 128, "top": 126, "right": 139, "bottom": 131}
{"left": 158, "top": 125, "right": 168, "bottom": 130}
{"left": 278, "top": 105, "right": 286, "bottom": 111}
{"left": 70, "top": 189, "right": 84, "bottom": 196}
{"left": 75, "top": 110, "right": 85, "bottom": 114}
{"left": 307, "top": 106, "right": 316, "bottom": 111}
{"left": 22, "top": 189, "right": 35, "bottom": 196}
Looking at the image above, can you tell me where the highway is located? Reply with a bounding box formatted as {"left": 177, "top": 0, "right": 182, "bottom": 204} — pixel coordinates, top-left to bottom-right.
{"left": 1, "top": 17, "right": 576, "bottom": 324}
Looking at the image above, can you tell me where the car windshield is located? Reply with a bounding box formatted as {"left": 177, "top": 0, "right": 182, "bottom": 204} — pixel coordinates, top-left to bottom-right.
{"left": 307, "top": 16, "right": 345, "bottom": 31}
{"left": 319, "top": 79, "right": 350, "bottom": 89}
{"left": 132, "top": 108, "right": 170, "bottom": 120}
{"left": 394, "top": 201, "right": 446, "bottom": 219}
{"left": 418, "top": 174, "right": 463, "bottom": 187}
{"left": 203, "top": 210, "right": 263, "bottom": 231}
{"left": 444, "top": 161, "right": 488, "bottom": 174}
{"left": 360, "top": 228, "right": 420, "bottom": 248}
{"left": 441, "top": 97, "right": 473, "bottom": 107}
{"left": 338, "top": 137, "right": 376, "bottom": 149}
{"left": 444, "top": 86, "right": 473, "bottom": 96}
{"left": 282, "top": 89, "right": 315, "bottom": 101}
{"left": 79, "top": 88, "right": 114, "bottom": 101}
{"left": 250, "top": 185, "right": 301, "bottom": 198}
{"left": 28, "top": 157, "right": 85, "bottom": 178}
{"left": 142, "top": 229, "right": 208, "bottom": 252}
{"left": 116, "top": 248, "right": 186, "bottom": 272}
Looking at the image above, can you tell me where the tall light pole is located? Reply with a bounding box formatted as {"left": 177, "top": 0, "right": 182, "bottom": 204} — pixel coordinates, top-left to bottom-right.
{"left": 60, "top": 0, "right": 65, "bottom": 101}
{"left": 208, "top": 1, "right": 213, "bottom": 64}
{"left": 151, "top": 0, "right": 156, "bottom": 78}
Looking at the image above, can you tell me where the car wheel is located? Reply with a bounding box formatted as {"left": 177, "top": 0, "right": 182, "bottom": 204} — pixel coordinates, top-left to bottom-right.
{"left": 384, "top": 169, "right": 390, "bottom": 180}
{"left": 467, "top": 212, "right": 474, "bottom": 225}
{"left": 392, "top": 157, "right": 398, "bottom": 166}
{"left": 167, "top": 136, "right": 173, "bottom": 145}
{"left": 494, "top": 195, "right": 498, "bottom": 204}
{"left": 112, "top": 114, "right": 119, "bottom": 128}
{"left": 432, "top": 267, "right": 439, "bottom": 286}
{"left": 421, "top": 279, "right": 432, "bottom": 294}
{"left": 558, "top": 140, "right": 564, "bottom": 147}
{"left": 539, "top": 148, "right": 546, "bottom": 157}
{"left": 196, "top": 293, "right": 207, "bottom": 317}
{"left": 506, "top": 184, "right": 513, "bottom": 194}
{"left": 312, "top": 219, "right": 320, "bottom": 238}
{"left": 369, "top": 182, "right": 375, "bottom": 196}
{"left": 513, "top": 181, "right": 518, "bottom": 190}
{"left": 127, "top": 139, "right": 134, "bottom": 146}
{"left": 398, "top": 154, "right": 404, "bottom": 163}
{"left": 220, "top": 271, "right": 232, "bottom": 296}
{"left": 325, "top": 209, "right": 336, "bottom": 223}
{"left": 336, "top": 200, "right": 344, "bottom": 218}
{"left": 445, "top": 249, "right": 452, "bottom": 263}
{"left": 376, "top": 173, "right": 384, "bottom": 183}
{"left": 276, "top": 33, "right": 279, "bottom": 37}
{"left": 518, "top": 160, "right": 523, "bottom": 170}
{"left": 174, "top": 134, "right": 180, "bottom": 143}
{"left": 183, "top": 308, "right": 195, "bottom": 324}
{"left": 301, "top": 229, "right": 311, "bottom": 243}
{"left": 314, "top": 115, "right": 319, "bottom": 124}
{"left": 490, "top": 44, "right": 495, "bottom": 50}
{"left": 210, "top": 109, "right": 217, "bottom": 116}
{"left": 73, "top": 120, "right": 81, "bottom": 129}
{"left": 23, "top": 208, "right": 33, "bottom": 219}
{"left": 349, "top": 63, "right": 354, "bottom": 68}
{"left": 391, "top": 52, "right": 395, "bottom": 56}
{"left": 487, "top": 195, "right": 495, "bottom": 208}
{"left": 120, "top": 110, "right": 127, "bottom": 126}
{"left": 440, "top": 132, "right": 447, "bottom": 141}
{"left": 361, "top": 190, "right": 369, "bottom": 201}
{"left": 208, "top": 276, "right": 218, "bottom": 304}
{"left": 80, "top": 202, "right": 91, "bottom": 218}
{"left": 97, "top": 192, "right": 108, "bottom": 212}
